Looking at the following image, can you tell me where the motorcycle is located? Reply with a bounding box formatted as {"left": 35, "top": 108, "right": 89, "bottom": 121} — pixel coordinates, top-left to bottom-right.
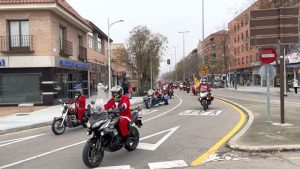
{"left": 186, "top": 85, "right": 191, "bottom": 93}
{"left": 82, "top": 107, "right": 142, "bottom": 168}
{"left": 179, "top": 83, "right": 183, "bottom": 91}
{"left": 51, "top": 99, "right": 90, "bottom": 135}
{"left": 198, "top": 87, "right": 213, "bottom": 111}
{"left": 143, "top": 89, "right": 168, "bottom": 109}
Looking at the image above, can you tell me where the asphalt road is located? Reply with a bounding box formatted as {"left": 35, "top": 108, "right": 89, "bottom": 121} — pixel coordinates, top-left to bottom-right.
{"left": 0, "top": 90, "right": 242, "bottom": 169}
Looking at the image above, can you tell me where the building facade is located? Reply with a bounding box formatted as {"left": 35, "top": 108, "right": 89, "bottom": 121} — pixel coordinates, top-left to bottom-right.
{"left": 0, "top": 0, "right": 109, "bottom": 105}
{"left": 228, "top": 2, "right": 262, "bottom": 86}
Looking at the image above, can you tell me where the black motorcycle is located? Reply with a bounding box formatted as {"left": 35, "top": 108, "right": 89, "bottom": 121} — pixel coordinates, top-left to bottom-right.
{"left": 82, "top": 107, "right": 142, "bottom": 168}
{"left": 51, "top": 99, "right": 91, "bottom": 135}
{"left": 186, "top": 85, "right": 191, "bottom": 93}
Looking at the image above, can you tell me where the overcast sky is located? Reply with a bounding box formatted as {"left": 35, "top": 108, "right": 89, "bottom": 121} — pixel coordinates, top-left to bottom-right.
{"left": 67, "top": 0, "right": 255, "bottom": 74}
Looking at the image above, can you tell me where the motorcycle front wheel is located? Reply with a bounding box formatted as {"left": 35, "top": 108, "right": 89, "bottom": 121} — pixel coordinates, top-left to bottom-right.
{"left": 82, "top": 140, "right": 104, "bottom": 168}
{"left": 51, "top": 119, "right": 66, "bottom": 135}
{"left": 124, "top": 126, "right": 140, "bottom": 151}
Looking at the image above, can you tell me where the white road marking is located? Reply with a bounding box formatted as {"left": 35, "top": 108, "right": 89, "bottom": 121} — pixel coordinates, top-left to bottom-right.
{"left": 138, "top": 126, "right": 180, "bottom": 151}
{"left": 289, "top": 157, "right": 300, "bottom": 160}
{"left": 143, "top": 95, "right": 182, "bottom": 123}
{"left": 140, "top": 109, "right": 158, "bottom": 115}
{"left": 95, "top": 165, "right": 131, "bottom": 169}
{"left": 148, "top": 160, "right": 188, "bottom": 169}
{"left": 0, "top": 133, "right": 48, "bottom": 147}
{"left": 0, "top": 140, "right": 86, "bottom": 169}
{"left": 179, "top": 110, "right": 221, "bottom": 116}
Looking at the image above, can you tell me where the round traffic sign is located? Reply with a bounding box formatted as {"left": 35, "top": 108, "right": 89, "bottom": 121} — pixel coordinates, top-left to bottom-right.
{"left": 260, "top": 48, "right": 277, "bottom": 64}
{"left": 259, "top": 65, "right": 276, "bottom": 80}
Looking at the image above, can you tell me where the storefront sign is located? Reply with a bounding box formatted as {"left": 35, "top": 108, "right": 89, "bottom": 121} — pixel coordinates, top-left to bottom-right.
{"left": 286, "top": 53, "right": 300, "bottom": 64}
{"left": 0, "top": 59, "right": 5, "bottom": 66}
{"left": 59, "top": 59, "right": 90, "bottom": 71}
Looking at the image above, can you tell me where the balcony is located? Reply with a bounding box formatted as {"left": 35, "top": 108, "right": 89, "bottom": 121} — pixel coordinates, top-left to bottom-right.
{"left": 60, "top": 39, "right": 73, "bottom": 56}
{"left": 78, "top": 46, "right": 87, "bottom": 61}
{"left": 0, "top": 35, "right": 33, "bottom": 53}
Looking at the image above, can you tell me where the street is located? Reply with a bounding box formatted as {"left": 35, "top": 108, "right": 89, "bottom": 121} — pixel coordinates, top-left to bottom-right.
{"left": 1, "top": 89, "right": 300, "bottom": 169}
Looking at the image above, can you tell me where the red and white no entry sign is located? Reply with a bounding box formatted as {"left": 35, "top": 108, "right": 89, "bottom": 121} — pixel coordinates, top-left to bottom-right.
{"left": 260, "top": 48, "right": 278, "bottom": 64}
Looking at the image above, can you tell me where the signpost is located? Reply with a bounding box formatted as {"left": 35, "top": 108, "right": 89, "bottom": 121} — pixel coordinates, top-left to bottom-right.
{"left": 259, "top": 48, "right": 278, "bottom": 121}
{"left": 201, "top": 65, "right": 207, "bottom": 76}
{"left": 250, "top": 7, "right": 299, "bottom": 124}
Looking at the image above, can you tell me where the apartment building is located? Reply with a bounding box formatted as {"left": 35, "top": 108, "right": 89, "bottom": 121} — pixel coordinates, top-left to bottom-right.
{"left": 228, "top": 2, "right": 262, "bottom": 86}
{"left": 0, "top": 0, "right": 108, "bottom": 105}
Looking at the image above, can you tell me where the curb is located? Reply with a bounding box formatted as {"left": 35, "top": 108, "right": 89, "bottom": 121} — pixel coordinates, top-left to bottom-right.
{"left": 216, "top": 96, "right": 300, "bottom": 152}
{"left": 0, "top": 101, "right": 144, "bottom": 135}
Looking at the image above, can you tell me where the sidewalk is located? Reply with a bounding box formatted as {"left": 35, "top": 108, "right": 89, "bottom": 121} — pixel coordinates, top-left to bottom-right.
{"left": 0, "top": 96, "right": 143, "bottom": 135}
{"left": 225, "top": 85, "right": 300, "bottom": 96}
{"left": 215, "top": 89, "right": 300, "bottom": 152}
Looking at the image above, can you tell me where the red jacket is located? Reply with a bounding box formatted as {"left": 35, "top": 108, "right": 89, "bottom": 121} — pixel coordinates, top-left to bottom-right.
{"left": 199, "top": 83, "right": 210, "bottom": 92}
{"left": 74, "top": 95, "right": 86, "bottom": 109}
{"left": 104, "top": 95, "right": 132, "bottom": 119}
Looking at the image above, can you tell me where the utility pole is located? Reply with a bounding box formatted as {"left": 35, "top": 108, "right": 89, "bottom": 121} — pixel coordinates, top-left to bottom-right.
{"left": 179, "top": 31, "right": 189, "bottom": 81}
{"left": 172, "top": 45, "right": 179, "bottom": 81}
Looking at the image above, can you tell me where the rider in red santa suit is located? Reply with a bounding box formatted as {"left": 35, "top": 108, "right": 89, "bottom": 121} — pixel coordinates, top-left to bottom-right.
{"left": 74, "top": 89, "right": 86, "bottom": 124}
{"left": 104, "top": 85, "right": 132, "bottom": 145}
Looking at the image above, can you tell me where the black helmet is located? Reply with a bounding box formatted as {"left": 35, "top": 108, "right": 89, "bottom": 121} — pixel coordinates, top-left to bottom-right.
{"left": 111, "top": 85, "right": 123, "bottom": 102}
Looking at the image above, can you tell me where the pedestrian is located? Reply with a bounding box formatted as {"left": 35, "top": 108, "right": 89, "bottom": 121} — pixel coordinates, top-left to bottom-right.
{"left": 293, "top": 78, "right": 298, "bottom": 94}
{"left": 97, "top": 81, "right": 108, "bottom": 99}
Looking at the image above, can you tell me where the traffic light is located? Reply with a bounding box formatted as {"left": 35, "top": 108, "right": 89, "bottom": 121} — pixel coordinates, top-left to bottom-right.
{"left": 212, "top": 53, "right": 217, "bottom": 60}
{"left": 167, "top": 59, "right": 170, "bottom": 65}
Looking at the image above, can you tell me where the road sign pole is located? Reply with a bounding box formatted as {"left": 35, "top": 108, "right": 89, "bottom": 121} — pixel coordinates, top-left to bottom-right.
{"left": 280, "top": 55, "right": 285, "bottom": 124}
{"left": 266, "top": 64, "right": 271, "bottom": 121}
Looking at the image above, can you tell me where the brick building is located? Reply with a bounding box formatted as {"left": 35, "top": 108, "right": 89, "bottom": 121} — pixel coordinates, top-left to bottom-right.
{"left": 228, "top": 2, "right": 262, "bottom": 86}
{"left": 0, "top": 0, "right": 109, "bottom": 105}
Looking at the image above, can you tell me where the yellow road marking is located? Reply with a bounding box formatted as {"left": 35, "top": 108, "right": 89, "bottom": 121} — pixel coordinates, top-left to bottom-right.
{"left": 191, "top": 98, "right": 246, "bottom": 166}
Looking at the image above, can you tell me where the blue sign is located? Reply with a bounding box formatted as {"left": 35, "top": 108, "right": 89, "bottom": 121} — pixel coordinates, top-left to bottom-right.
{"left": 59, "top": 60, "right": 90, "bottom": 71}
{"left": 0, "top": 59, "right": 5, "bottom": 66}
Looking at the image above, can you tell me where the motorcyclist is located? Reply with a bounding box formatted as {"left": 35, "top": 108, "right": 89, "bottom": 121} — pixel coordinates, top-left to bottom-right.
{"left": 74, "top": 89, "right": 86, "bottom": 124}
{"left": 198, "top": 78, "right": 213, "bottom": 100}
{"left": 104, "top": 85, "right": 132, "bottom": 145}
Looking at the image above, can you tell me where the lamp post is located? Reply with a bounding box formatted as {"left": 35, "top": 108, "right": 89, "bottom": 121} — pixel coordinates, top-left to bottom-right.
{"left": 179, "top": 31, "right": 189, "bottom": 81}
{"left": 202, "top": 0, "right": 205, "bottom": 65}
{"left": 172, "top": 45, "right": 179, "bottom": 81}
{"left": 108, "top": 18, "right": 124, "bottom": 98}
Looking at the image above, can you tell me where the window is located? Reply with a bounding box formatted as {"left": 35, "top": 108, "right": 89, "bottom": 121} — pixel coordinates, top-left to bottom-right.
{"left": 234, "top": 48, "right": 237, "bottom": 54}
{"left": 238, "top": 23, "right": 240, "bottom": 30}
{"left": 59, "top": 26, "right": 65, "bottom": 51}
{"left": 242, "top": 57, "right": 244, "bottom": 64}
{"left": 250, "top": 55, "right": 253, "bottom": 62}
{"left": 241, "top": 33, "right": 244, "bottom": 40}
{"left": 238, "top": 35, "right": 240, "bottom": 42}
{"left": 234, "top": 25, "right": 236, "bottom": 31}
{"left": 246, "top": 56, "right": 249, "bottom": 63}
{"left": 9, "top": 20, "right": 29, "bottom": 48}
{"left": 246, "top": 30, "right": 249, "bottom": 38}
{"left": 238, "top": 46, "right": 240, "bottom": 54}
{"left": 97, "top": 38, "right": 102, "bottom": 53}
{"left": 234, "top": 37, "right": 236, "bottom": 43}
{"left": 246, "top": 44, "right": 249, "bottom": 51}
{"left": 242, "top": 45, "right": 244, "bottom": 53}
{"left": 88, "top": 32, "right": 93, "bottom": 49}
{"left": 238, "top": 58, "right": 240, "bottom": 65}
{"left": 241, "top": 21, "right": 244, "bottom": 27}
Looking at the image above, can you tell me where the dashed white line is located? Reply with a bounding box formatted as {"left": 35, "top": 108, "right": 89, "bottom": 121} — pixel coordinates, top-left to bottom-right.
{"left": 143, "top": 95, "right": 182, "bottom": 123}
{"left": 148, "top": 160, "right": 188, "bottom": 169}
{"left": 0, "top": 140, "right": 86, "bottom": 169}
{"left": 0, "top": 133, "right": 48, "bottom": 147}
{"left": 95, "top": 165, "right": 132, "bottom": 169}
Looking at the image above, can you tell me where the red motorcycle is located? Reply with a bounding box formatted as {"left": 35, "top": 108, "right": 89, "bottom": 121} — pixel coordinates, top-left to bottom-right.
{"left": 51, "top": 99, "right": 90, "bottom": 135}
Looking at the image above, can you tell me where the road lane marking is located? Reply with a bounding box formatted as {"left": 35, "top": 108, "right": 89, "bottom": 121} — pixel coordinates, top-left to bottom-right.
{"left": 141, "top": 109, "right": 158, "bottom": 115}
{"left": 0, "top": 140, "right": 86, "bottom": 169}
{"left": 138, "top": 126, "right": 180, "bottom": 151}
{"left": 95, "top": 165, "right": 131, "bottom": 169}
{"left": 191, "top": 99, "right": 246, "bottom": 166}
{"left": 143, "top": 95, "right": 182, "bottom": 123}
{"left": 148, "top": 160, "right": 188, "bottom": 169}
{"left": 179, "top": 110, "right": 221, "bottom": 116}
{"left": 0, "top": 133, "right": 48, "bottom": 147}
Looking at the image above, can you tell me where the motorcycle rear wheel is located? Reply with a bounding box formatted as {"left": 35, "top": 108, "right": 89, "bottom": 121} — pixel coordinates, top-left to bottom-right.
{"left": 124, "top": 126, "right": 139, "bottom": 151}
{"left": 51, "top": 119, "right": 66, "bottom": 135}
{"left": 82, "top": 140, "right": 104, "bottom": 168}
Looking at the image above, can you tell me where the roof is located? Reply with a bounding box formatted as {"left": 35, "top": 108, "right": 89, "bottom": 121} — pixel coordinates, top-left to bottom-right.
{"left": 0, "top": 0, "right": 91, "bottom": 29}
{"left": 87, "top": 20, "right": 112, "bottom": 42}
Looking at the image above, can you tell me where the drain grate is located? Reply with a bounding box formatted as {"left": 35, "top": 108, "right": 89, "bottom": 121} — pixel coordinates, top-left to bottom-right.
{"left": 16, "top": 113, "right": 30, "bottom": 116}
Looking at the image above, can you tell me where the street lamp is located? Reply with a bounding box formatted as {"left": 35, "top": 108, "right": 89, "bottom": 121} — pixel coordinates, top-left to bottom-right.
{"left": 179, "top": 31, "right": 189, "bottom": 81}
{"left": 172, "top": 45, "right": 179, "bottom": 81}
{"left": 108, "top": 18, "right": 124, "bottom": 98}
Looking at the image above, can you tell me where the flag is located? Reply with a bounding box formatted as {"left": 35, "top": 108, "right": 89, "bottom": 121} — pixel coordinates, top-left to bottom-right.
{"left": 193, "top": 74, "right": 201, "bottom": 88}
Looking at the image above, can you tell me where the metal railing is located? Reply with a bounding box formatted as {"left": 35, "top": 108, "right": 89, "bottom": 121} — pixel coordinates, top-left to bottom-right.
{"left": 60, "top": 39, "right": 73, "bottom": 56}
{"left": 78, "top": 46, "right": 87, "bottom": 61}
{"left": 0, "top": 35, "right": 33, "bottom": 52}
